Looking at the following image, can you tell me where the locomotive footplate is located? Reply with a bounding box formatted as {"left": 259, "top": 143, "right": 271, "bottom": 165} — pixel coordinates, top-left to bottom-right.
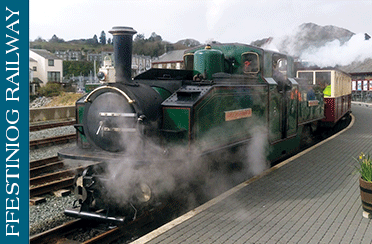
{"left": 64, "top": 208, "right": 126, "bottom": 224}
{"left": 58, "top": 146, "right": 136, "bottom": 162}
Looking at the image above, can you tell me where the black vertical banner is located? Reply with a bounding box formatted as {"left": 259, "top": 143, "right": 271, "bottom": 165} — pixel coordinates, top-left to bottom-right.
{"left": 2, "top": 0, "right": 29, "bottom": 243}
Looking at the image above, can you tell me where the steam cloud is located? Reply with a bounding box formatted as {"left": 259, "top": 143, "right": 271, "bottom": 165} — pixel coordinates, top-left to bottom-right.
{"left": 300, "top": 33, "right": 372, "bottom": 67}
{"left": 262, "top": 25, "right": 372, "bottom": 68}
{"left": 101, "top": 114, "right": 270, "bottom": 208}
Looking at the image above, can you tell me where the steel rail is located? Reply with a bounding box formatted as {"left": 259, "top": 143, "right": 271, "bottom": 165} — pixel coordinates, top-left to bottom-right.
{"left": 30, "top": 120, "right": 76, "bottom": 132}
{"left": 30, "top": 156, "right": 60, "bottom": 169}
{"left": 30, "top": 133, "right": 76, "bottom": 149}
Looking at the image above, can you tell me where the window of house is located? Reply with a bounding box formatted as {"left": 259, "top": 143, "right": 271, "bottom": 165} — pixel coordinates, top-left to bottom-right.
{"left": 48, "top": 59, "right": 54, "bottom": 66}
{"left": 33, "top": 66, "right": 37, "bottom": 71}
{"left": 47, "top": 72, "right": 60, "bottom": 82}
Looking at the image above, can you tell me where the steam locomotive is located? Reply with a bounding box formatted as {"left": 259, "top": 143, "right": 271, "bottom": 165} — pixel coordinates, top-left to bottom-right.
{"left": 59, "top": 26, "right": 351, "bottom": 223}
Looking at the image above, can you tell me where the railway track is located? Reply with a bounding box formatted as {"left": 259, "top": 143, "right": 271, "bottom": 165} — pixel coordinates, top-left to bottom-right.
{"left": 30, "top": 133, "right": 76, "bottom": 150}
{"left": 30, "top": 119, "right": 76, "bottom": 132}
{"left": 30, "top": 216, "right": 125, "bottom": 244}
{"left": 29, "top": 156, "right": 99, "bottom": 199}
{"left": 30, "top": 201, "right": 180, "bottom": 244}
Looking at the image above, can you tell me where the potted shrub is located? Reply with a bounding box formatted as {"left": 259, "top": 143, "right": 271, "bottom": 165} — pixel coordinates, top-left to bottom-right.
{"left": 355, "top": 153, "right": 372, "bottom": 216}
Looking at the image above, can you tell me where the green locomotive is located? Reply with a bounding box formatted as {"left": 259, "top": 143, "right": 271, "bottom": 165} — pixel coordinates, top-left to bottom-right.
{"left": 60, "top": 26, "right": 325, "bottom": 223}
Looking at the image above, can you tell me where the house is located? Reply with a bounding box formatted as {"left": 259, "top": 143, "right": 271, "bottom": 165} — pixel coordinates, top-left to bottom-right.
{"left": 340, "top": 58, "right": 372, "bottom": 102}
{"left": 87, "top": 51, "right": 114, "bottom": 63}
{"left": 151, "top": 49, "right": 186, "bottom": 70}
{"left": 29, "top": 49, "right": 63, "bottom": 91}
{"left": 132, "top": 54, "right": 152, "bottom": 76}
{"left": 54, "top": 50, "right": 83, "bottom": 61}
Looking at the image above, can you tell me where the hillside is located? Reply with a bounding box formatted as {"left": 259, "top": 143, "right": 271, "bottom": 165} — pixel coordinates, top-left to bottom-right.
{"left": 30, "top": 41, "right": 114, "bottom": 53}
{"left": 30, "top": 37, "right": 199, "bottom": 57}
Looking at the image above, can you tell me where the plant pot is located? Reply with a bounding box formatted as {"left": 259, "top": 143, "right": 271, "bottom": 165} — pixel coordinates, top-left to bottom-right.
{"left": 359, "top": 177, "right": 372, "bottom": 214}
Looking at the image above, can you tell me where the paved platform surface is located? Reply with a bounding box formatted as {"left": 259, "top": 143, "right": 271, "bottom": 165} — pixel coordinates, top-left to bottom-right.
{"left": 134, "top": 103, "right": 372, "bottom": 244}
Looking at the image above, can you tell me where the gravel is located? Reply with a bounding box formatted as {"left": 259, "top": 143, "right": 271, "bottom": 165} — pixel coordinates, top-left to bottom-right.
{"left": 29, "top": 125, "right": 76, "bottom": 141}
{"left": 29, "top": 194, "right": 76, "bottom": 236}
{"left": 29, "top": 125, "right": 76, "bottom": 161}
{"left": 30, "top": 96, "right": 54, "bottom": 108}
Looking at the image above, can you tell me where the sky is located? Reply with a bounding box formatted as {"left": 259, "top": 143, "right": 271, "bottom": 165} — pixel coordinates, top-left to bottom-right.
{"left": 30, "top": 0, "right": 372, "bottom": 44}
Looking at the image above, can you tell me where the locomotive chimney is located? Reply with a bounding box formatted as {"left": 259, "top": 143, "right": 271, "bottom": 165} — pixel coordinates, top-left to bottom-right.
{"left": 109, "top": 26, "right": 137, "bottom": 83}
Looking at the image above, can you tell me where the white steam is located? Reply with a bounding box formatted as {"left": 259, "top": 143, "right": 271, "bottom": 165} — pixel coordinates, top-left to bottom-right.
{"left": 100, "top": 121, "right": 270, "bottom": 207}
{"left": 246, "top": 126, "right": 269, "bottom": 175}
{"left": 262, "top": 29, "right": 372, "bottom": 68}
{"left": 300, "top": 33, "right": 372, "bottom": 67}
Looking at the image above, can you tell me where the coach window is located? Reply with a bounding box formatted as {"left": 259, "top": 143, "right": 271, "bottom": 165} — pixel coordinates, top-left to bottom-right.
{"left": 297, "top": 71, "right": 314, "bottom": 85}
{"left": 315, "top": 72, "right": 331, "bottom": 90}
{"left": 241, "top": 52, "right": 259, "bottom": 74}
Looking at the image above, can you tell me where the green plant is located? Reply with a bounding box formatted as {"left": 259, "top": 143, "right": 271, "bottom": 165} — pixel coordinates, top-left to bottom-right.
{"left": 38, "top": 82, "right": 63, "bottom": 97}
{"left": 355, "top": 153, "right": 372, "bottom": 182}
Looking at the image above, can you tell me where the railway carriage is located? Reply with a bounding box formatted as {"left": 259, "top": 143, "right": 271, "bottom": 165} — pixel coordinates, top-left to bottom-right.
{"left": 59, "top": 26, "right": 350, "bottom": 223}
{"left": 297, "top": 69, "right": 352, "bottom": 125}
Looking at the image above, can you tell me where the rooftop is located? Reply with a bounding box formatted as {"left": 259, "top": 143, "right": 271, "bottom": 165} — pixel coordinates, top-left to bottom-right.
{"left": 31, "top": 49, "right": 62, "bottom": 60}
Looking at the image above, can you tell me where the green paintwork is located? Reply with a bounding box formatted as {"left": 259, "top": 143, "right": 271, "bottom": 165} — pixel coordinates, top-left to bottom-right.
{"left": 162, "top": 108, "right": 190, "bottom": 145}
{"left": 187, "top": 44, "right": 264, "bottom": 77}
{"left": 267, "top": 128, "right": 303, "bottom": 162}
{"left": 152, "top": 87, "right": 172, "bottom": 101}
{"left": 194, "top": 85, "right": 268, "bottom": 150}
{"left": 297, "top": 88, "right": 324, "bottom": 124}
{"left": 268, "top": 84, "right": 282, "bottom": 142}
{"left": 77, "top": 104, "right": 88, "bottom": 146}
{"left": 194, "top": 47, "right": 224, "bottom": 80}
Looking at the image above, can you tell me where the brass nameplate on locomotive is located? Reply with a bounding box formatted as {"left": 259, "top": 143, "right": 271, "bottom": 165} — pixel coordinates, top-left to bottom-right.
{"left": 308, "top": 100, "right": 319, "bottom": 107}
{"left": 225, "top": 108, "right": 252, "bottom": 121}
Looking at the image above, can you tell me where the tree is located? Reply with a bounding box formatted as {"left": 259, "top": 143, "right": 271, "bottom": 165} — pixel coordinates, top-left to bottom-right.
{"left": 134, "top": 33, "right": 145, "bottom": 42}
{"left": 49, "top": 34, "right": 64, "bottom": 43}
{"left": 148, "top": 32, "right": 162, "bottom": 42}
{"left": 107, "top": 38, "right": 112, "bottom": 45}
{"left": 93, "top": 34, "right": 98, "bottom": 44}
{"left": 63, "top": 61, "right": 94, "bottom": 78}
{"left": 99, "top": 31, "right": 106, "bottom": 45}
{"left": 34, "top": 36, "right": 46, "bottom": 42}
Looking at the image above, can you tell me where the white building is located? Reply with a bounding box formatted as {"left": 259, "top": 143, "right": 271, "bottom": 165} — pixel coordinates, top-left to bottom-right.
{"left": 151, "top": 49, "right": 186, "bottom": 70}
{"left": 30, "top": 49, "right": 63, "bottom": 87}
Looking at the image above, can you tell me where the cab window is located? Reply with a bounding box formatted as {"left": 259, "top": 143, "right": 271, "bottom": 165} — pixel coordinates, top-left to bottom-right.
{"left": 272, "top": 54, "right": 287, "bottom": 82}
{"left": 241, "top": 52, "right": 259, "bottom": 74}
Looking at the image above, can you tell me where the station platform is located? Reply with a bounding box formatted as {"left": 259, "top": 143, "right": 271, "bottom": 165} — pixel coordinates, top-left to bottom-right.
{"left": 133, "top": 103, "right": 372, "bottom": 244}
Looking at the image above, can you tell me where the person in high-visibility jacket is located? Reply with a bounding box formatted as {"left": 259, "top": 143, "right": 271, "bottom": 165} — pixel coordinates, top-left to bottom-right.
{"left": 323, "top": 84, "right": 331, "bottom": 97}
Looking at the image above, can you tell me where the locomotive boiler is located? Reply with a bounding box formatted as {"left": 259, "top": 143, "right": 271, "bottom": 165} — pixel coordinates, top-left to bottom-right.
{"left": 59, "top": 26, "right": 350, "bottom": 224}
